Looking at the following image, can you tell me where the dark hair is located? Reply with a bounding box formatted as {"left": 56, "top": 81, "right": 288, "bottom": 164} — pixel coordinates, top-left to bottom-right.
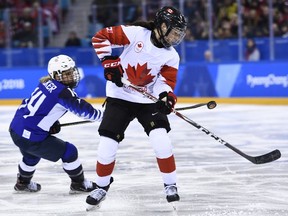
{"left": 131, "top": 20, "right": 155, "bottom": 30}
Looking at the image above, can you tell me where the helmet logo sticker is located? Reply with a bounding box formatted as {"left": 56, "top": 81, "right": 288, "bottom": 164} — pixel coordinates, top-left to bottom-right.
{"left": 134, "top": 41, "right": 144, "bottom": 53}
{"left": 167, "top": 8, "right": 174, "bottom": 14}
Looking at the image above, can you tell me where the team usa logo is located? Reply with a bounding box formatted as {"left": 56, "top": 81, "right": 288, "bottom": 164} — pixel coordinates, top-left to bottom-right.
{"left": 134, "top": 41, "right": 144, "bottom": 53}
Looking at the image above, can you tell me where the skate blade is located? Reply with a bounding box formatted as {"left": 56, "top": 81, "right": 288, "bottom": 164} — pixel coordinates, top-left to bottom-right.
{"left": 69, "top": 190, "right": 87, "bottom": 194}
{"left": 86, "top": 203, "right": 101, "bottom": 211}
{"left": 170, "top": 202, "right": 178, "bottom": 212}
{"left": 69, "top": 190, "right": 80, "bottom": 194}
{"left": 14, "top": 190, "right": 39, "bottom": 193}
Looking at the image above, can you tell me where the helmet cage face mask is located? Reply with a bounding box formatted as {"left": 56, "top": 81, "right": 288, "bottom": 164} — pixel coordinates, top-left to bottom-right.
{"left": 154, "top": 6, "right": 187, "bottom": 48}
{"left": 54, "top": 67, "right": 80, "bottom": 89}
{"left": 161, "top": 23, "right": 186, "bottom": 47}
{"left": 48, "top": 55, "right": 80, "bottom": 88}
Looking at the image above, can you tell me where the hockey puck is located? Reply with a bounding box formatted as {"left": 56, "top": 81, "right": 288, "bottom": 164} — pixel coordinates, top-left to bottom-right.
{"left": 207, "top": 101, "right": 217, "bottom": 109}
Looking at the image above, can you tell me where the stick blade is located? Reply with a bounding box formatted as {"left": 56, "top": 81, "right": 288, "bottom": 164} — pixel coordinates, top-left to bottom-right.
{"left": 251, "top": 149, "right": 281, "bottom": 164}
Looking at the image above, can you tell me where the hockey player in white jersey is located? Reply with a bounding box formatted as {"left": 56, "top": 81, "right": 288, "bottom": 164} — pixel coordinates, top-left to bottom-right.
{"left": 9, "top": 55, "right": 103, "bottom": 194}
{"left": 86, "top": 6, "right": 187, "bottom": 210}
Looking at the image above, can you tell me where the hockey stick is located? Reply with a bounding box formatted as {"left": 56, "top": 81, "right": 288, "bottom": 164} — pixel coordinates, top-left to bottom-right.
{"left": 175, "top": 100, "right": 217, "bottom": 111}
{"left": 59, "top": 102, "right": 215, "bottom": 127}
{"left": 60, "top": 120, "right": 92, "bottom": 127}
{"left": 121, "top": 78, "right": 281, "bottom": 164}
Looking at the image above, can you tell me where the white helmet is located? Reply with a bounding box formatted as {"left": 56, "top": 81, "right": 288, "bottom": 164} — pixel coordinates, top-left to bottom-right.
{"left": 47, "top": 54, "right": 80, "bottom": 88}
{"left": 48, "top": 54, "right": 75, "bottom": 78}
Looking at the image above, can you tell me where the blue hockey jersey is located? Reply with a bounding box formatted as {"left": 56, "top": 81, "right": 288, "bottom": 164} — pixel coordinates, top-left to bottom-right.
{"left": 10, "top": 79, "right": 102, "bottom": 141}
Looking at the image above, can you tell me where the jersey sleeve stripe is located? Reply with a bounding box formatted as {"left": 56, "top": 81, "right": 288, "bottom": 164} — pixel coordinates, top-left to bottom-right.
{"left": 92, "top": 37, "right": 106, "bottom": 43}
{"left": 96, "top": 51, "right": 110, "bottom": 55}
{"left": 93, "top": 43, "right": 110, "bottom": 49}
{"left": 160, "top": 65, "right": 177, "bottom": 90}
{"left": 91, "top": 26, "right": 130, "bottom": 59}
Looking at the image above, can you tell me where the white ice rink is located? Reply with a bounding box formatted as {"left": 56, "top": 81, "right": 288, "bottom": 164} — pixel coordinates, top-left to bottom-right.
{"left": 0, "top": 103, "right": 287, "bottom": 216}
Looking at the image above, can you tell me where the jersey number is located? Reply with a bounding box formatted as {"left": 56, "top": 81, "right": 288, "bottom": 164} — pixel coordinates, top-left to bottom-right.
{"left": 21, "top": 87, "right": 46, "bottom": 118}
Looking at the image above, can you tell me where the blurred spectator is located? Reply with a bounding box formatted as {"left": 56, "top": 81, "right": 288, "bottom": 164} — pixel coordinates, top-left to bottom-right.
{"left": 122, "top": 0, "right": 140, "bottom": 23}
{"left": 184, "top": 28, "right": 194, "bottom": 41}
{"left": 245, "top": 38, "right": 260, "bottom": 61}
{"left": 91, "top": 0, "right": 119, "bottom": 28}
{"left": 13, "top": 22, "right": 36, "bottom": 47}
{"left": 65, "top": 31, "right": 81, "bottom": 47}
{"left": 18, "top": 7, "right": 36, "bottom": 29}
{"left": 60, "top": 0, "right": 71, "bottom": 24}
{"left": 281, "top": 24, "right": 288, "bottom": 37}
{"left": 0, "top": 0, "right": 13, "bottom": 20}
{"left": 1, "top": 0, "right": 288, "bottom": 48}
{"left": 42, "top": 0, "right": 60, "bottom": 35}
{"left": 204, "top": 50, "right": 213, "bottom": 62}
{"left": 214, "top": 0, "right": 237, "bottom": 38}
{"left": 0, "top": 21, "right": 5, "bottom": 48}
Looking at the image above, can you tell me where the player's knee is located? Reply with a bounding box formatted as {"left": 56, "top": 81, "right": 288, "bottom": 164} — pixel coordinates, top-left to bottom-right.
{"left": 149, "top": 128, "right": 173, "bottom": 158}
{"left": 22, "top": 157, "right": 40, "bottom": 166}
{"left": 97, "top": 136, "right": 119, "bottom": 164}
{"left": 61, "top": 142, "right": 78, "bottom": 163}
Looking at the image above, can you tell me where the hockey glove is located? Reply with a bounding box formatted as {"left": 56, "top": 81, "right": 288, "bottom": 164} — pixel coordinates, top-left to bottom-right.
{"left": 101, "top": 56, "right": 124, "bottom": 87}
{"left": 49, "top": 120, "right": 61, "bottom": 134}
{"left": 156, "top": 91, "right": 177, "bottom": 115}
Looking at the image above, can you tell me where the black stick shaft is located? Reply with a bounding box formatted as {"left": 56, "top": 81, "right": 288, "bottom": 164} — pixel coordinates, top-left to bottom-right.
{"left": 175, "top": 103, "right": 208, "bottom": 111}
{"left": 60, "top": 120, "right": 92, "bottom": 127}
{"left": 121, "top": 78, "right": 280, "bottom": 164}
{"left": 60, "top": 103, "right": 209, "bottom": 127}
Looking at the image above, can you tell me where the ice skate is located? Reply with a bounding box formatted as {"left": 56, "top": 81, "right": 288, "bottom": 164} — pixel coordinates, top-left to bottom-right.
{"left": 85, "top": 177, "right": 113, "bottom": 211}
{"left": 165, "top": 184, "right": 180, "bottom": 211}
{"left": 70, "top": 178, "right": 97, "bottom": 194}
{"left": 86, "top": 188, "right": 107, "bottom": 211}
{"left": 14, "top": 175, "right": 41, "bottom": 192}
{"left": 165, "top": 184, "right": 180, "bottom": 203}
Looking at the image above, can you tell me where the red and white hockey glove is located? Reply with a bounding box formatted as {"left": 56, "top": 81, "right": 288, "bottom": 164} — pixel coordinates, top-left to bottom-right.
{"left": 156, "top": 91, "right": 177, "bottom": 115}
{"left": 101, "top": 56, "right": 124, "bottom": 87}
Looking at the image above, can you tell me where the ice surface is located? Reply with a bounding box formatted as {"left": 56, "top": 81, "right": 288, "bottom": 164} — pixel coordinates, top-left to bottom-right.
{"left": 0, "top": 104, "right": 287, "bottom": 216}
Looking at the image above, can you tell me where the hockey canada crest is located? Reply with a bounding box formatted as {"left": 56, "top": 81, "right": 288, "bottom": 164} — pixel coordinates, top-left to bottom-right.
{"left": 134, "top": 41, "right": 144, "bottom": 53}
{"left": 126, "top": 63, "right": 154, "bottom": 86}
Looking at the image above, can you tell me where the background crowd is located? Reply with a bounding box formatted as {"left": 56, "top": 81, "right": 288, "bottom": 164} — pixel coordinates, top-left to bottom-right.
{"left": 89, "top": 0, "right": 288, "bottom": 40}
{"left": 0, "top": 0, "right": 72, "bottom": 48}
{"left": 0, "top": 0, "right": 286, "bottom": 62}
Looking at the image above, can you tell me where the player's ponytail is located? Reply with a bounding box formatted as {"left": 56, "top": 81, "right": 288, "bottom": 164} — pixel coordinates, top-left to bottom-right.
{"left": 132, "top": 21, "right": 155, "bottom": 30}
{"left": 40, "top": 75, "right": 52, "bottom": 83}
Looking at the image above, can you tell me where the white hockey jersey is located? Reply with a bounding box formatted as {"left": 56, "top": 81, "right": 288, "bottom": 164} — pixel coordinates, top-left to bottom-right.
{"left": 92, "top": 25, "right": 180, "bottom": 104}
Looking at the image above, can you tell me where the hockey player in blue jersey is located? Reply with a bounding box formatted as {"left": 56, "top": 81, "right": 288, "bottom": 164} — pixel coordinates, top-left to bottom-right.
{"left": 9, "top": 54, "right": 103, "bottom": 193}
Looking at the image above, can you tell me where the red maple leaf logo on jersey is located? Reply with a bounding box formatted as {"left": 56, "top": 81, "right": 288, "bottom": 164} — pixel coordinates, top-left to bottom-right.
{"left": 126, "top": 63, "right": 154, "bottom": 86}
